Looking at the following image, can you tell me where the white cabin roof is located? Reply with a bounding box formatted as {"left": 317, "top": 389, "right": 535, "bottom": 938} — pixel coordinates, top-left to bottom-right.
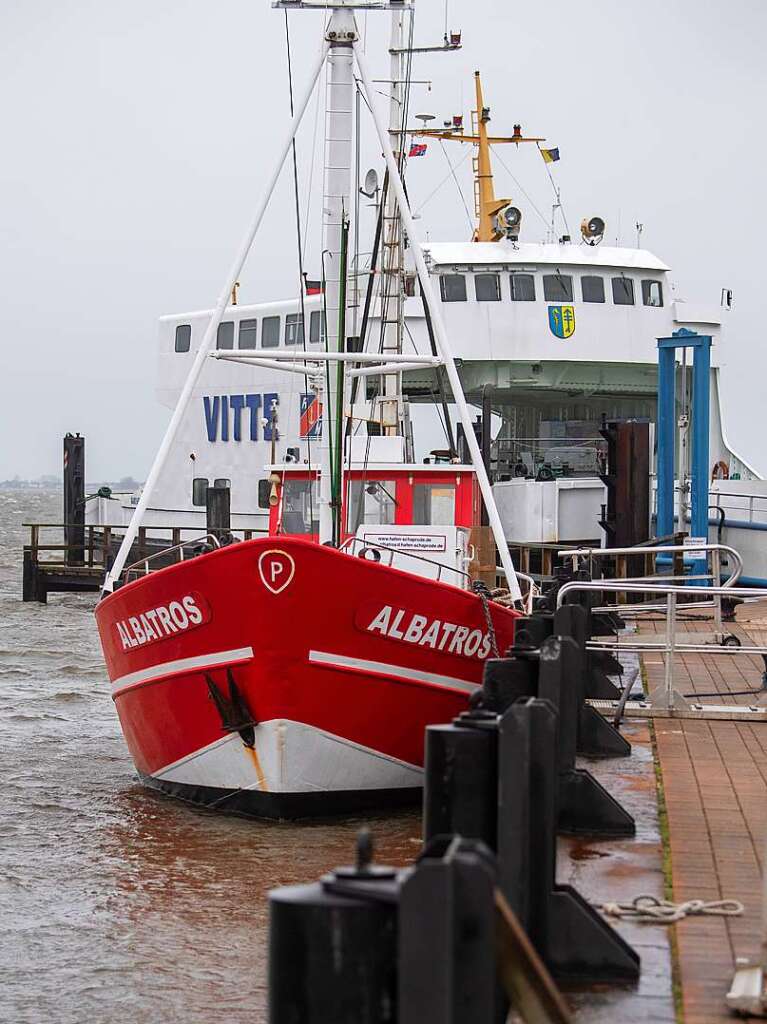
{"left": 421, "top": 240, "right": 670, "bottom": 273}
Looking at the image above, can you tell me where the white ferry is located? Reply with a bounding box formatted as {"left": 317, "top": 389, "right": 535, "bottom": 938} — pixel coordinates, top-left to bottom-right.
{"left": 87, "top": 58, "right": 766, "bottom": 584}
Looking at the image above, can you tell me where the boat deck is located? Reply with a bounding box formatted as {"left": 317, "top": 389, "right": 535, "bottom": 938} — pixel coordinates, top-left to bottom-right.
{"left": 641, "top": 600, "right": 767, "bottom": 1023}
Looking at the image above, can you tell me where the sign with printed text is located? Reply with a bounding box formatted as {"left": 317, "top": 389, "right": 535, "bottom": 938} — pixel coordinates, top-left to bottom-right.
{"left": 684, "top": 536, "right": 708, "bottom": 561}
{"left": 360, "top": 532, "right": 448, "bottom": 553}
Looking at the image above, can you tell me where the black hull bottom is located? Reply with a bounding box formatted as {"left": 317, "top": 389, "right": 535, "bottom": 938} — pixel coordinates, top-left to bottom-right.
{"left": 138, "top": 772, "right": 422, "bottom": 821}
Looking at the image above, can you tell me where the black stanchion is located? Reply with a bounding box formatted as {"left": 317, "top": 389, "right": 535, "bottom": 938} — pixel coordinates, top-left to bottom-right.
{"left": 498, "top": 699, "right": 640, "bottom": 983}
{"left": 552, "top": 604, "right": 631, "bottom": 758}
{"left": 269, "top": 832, "right": 571, "bottom": 1023}
{"left": 399, "top": 837, "right": 499, "bottom": 1024}
{"left": 538, "top": 636, "right": 634, "bottom": 836}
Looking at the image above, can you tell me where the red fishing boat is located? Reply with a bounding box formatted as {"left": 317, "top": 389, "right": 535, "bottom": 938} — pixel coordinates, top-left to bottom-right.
{"left": 96, "top": 465, "right": 519, "bottom": 816}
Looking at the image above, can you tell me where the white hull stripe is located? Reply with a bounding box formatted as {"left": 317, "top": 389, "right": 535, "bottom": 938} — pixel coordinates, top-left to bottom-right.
{"left": 308, "top": 649, "right": 479, "bottom": 695}
{"left": 111, "top": 647, "right": 255, "bottom": 696}
{"left": 150, "top": 718, "right": 422, "bottom": 783}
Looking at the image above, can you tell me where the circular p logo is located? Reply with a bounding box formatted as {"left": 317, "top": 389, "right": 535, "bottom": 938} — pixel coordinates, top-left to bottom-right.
{"left": 258, "top": 549, "right": 296, "bottom": 595}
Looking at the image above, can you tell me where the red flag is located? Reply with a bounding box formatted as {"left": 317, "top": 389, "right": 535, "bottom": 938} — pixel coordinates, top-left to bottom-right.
{"left": 408, "top": 143, "right": 427, "bottom": 158}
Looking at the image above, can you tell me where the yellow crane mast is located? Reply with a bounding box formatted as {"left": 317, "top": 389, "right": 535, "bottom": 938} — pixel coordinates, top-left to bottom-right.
{"left": 413, "top": 71, "right": 544, "bottom": 242}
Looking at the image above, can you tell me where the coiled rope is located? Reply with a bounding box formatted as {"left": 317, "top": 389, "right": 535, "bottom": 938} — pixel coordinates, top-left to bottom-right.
{"left": 595, "top": 894, "right": 743, "bottom": 924}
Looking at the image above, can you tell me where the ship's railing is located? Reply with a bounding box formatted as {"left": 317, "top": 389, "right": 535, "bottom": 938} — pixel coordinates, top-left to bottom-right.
{"left": 339, "top": 535, "right": 472, "bottom": 585}
{"left": 709, "top": 489, "right": 767, "bottom": 527}
{"left": 493, "top": 436, "right": 605, "bottom": 479}
{"left": 22, "top": 522, "right": 267, "bottom": 571}
{"left": 557, "top": 542, "right": 742, "bottom": 632}
{"left": 341, "top": 536, "right": 538, "bottom": 611}
{"left": 555, "top": 578, "right": 767, "bottom": 714}
{"left": 123, "top": 534, "right": 223, "bottom": 581}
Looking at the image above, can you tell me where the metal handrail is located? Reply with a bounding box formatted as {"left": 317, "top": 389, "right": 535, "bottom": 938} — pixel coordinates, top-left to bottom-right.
{"left": 557, "top": 542, "right": 742, "bottom": 630}
{"left": 556, "top": 580, "right": 767, "bottom": 609}
{"left": 123, "top": 534, "right": 222, "bottom": 580}
{"left": 555, "top": 579, "right": 767, "bottom": 712}
{"left": 557, "top": 542, "right": 742, "bottom": 586}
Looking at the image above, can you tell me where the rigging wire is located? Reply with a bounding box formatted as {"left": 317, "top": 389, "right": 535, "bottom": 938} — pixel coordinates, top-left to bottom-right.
{"left": 413, "top": 146, "right": 473, "bottom": 216}
{"left": 285, "top": 11, "right": 314, "bottom": 518}
{"left": 302, "top": 28, "right": 327, "bottom": 256}
{"left": 439, "top": 140, "right": 474, "bottom": 232}
{"left": 490, "top": 145, "right": 551, "bottom": 232}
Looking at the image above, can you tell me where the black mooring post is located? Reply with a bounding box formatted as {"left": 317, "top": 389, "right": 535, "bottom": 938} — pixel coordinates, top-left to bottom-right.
{"left": 537, "top": 637, "right": 634, "bottom": 836}
{"left": 399, "top": 837, "right": 498, "bottom": 1024}
{"left": 22, "top": 549, "right": 45, "bottom": 604}
{"left": 206, "top": 483, "right": 231, "bottom": 543}
{"left": 63, "top": 433, "right": 85, "bottom": 566}
{"left": 551, "top": 605, "right": 631, "bottom": 758}
{"left": 497, "top": 699, "right": 640, "bottom": 983}
{"left": 483, "top": 610, "right": 630, "bottom": 763}
{"left": 553, "top": 602, "right": 622, "bottom": 702}
{"left": 423, "top": 721, "right": 499, "bottom": 849}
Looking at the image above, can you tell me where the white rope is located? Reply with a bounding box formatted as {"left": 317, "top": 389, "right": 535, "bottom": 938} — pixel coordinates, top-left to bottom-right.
{"left": 595, "top": 894, "right": 744, "bottom": 924}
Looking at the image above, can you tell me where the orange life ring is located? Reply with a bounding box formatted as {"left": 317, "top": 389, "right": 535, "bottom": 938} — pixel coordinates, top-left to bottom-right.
{"left": 711, "top": 460, "right": 729, "bottom": 481}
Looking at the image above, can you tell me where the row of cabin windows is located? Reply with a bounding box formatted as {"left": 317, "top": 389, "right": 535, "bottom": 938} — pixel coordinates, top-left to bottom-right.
{"left": 174, "top": 310, "right": 326, "bottom": 353}
{"left": 439, "top": 272, "right": 663, "bottom": 308}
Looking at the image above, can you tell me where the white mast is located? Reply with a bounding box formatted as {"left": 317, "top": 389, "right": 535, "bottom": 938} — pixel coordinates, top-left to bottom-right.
{"left": 378, "top": 7, "right": 406, "bottom": 438}
{"left": 318, "top": 4, "right": 356, "bottom": 544}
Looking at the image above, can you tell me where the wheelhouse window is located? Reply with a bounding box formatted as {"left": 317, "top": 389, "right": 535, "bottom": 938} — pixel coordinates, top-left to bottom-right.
{"left": 612, "top": 277, "right": 635, "bottom": 305}
{"left": 542, "top": 273, "right": 573, "bottom": 302}
{"left": 439, "top": 274, "right": 467, "bottom": 302}
{"left": 581, "top": 276, "right": 605, "bottom": 303}
{"left": 192, "top": 478, "right": 208, "bottom": 506}
{"left": 475, "top": 273, "right": 501, "bottom": 302}
{"left": 216, "top": 321, "right": 234, "bottom": 350}
{"left": 262, "top": 315, "right": 280, "bottom": 348}
{"left": 413, "top": 483, "right": 455, "bottom": 526}
{"left": 346, "top": 479, "right": 397, "bottom": 532}
{"left": 642, "top": 280, "right": 664, "bottom": 307}
{"left": 510, "top": 273, "right": 535, "bottom": 301}
{"left": 281, "top": 478, "right": 316, "bottom": 535}
{"left": 174, "top": 324, "right": 191, "bottom": 352}
{"left": 285, "top": 313, "right": 305, "bottom": 346}
{"left": 309, "top": 310, "right": 325, "bottom": 345}
{"left": 238, "top": 319, "right": 257, "bottom": 349}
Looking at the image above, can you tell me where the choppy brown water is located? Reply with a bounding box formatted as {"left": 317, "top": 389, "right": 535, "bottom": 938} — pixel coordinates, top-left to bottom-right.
{"left": 0, "top": 490, "right": 420, "bottom": 1024}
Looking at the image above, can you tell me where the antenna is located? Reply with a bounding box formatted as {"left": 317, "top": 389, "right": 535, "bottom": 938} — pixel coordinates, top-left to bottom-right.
{"left": 360, "top": 168, "right": 379, "bottom": 199}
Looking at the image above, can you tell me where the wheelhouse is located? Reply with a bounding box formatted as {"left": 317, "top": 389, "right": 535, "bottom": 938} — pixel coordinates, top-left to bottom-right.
{"left": 268, "top": 463, "right": 481, "bottom": 541}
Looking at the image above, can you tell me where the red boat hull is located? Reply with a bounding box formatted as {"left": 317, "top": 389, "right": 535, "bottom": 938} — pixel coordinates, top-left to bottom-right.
{"left": 95, "top": 538, "right": 518, "bottom": 818}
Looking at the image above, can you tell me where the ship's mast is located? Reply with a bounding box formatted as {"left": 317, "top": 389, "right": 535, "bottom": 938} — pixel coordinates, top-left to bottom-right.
{"left": 318, "top": 4, "right": 356, "bottom": 544}
{"left": 412, "top": 71, "right": 544, "bottom": 242}
{"left": 377, "top": 8, "right": 407, "bottom": 438}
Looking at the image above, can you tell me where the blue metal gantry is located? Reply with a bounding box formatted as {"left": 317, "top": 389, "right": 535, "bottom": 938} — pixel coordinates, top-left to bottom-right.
{"left": 656, "top": 328, "right": 712, "bottom": 578}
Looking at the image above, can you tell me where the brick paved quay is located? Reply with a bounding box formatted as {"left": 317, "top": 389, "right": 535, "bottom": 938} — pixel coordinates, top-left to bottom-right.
{"left": 640, "top": 599, "right": 767, "bottom": 1023}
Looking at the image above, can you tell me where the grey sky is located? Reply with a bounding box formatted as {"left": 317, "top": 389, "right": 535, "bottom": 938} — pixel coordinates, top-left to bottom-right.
{"left": 1, "top": 0, "right": 765, "bottom": 480}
